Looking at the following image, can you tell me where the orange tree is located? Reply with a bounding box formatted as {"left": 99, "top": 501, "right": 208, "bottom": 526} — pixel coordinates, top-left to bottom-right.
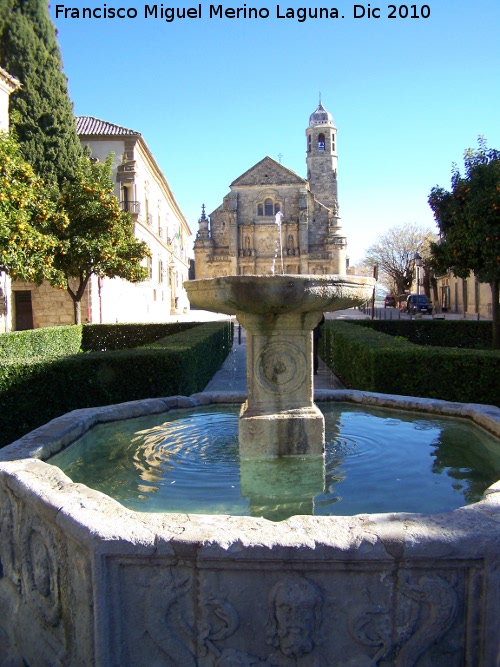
{"left": 48, "top": 150, "right": 151, "bottom": 324}
{"left": 429, "top": 138, "right": 500, "bottom": 349}
{"left": 0, "top": 131, "right": 60, "bottom": 282}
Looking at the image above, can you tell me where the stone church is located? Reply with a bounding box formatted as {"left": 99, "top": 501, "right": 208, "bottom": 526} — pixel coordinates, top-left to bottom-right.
{"left": 194, "top": 101, "right": 347, "bottom": 278}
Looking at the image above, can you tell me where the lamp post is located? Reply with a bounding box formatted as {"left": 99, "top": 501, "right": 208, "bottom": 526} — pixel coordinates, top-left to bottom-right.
{"left": 414, "top": 252, "right": 422, "bottom": 317}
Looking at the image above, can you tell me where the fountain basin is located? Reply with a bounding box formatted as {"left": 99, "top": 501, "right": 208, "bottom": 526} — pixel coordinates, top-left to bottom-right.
{"left": 1, "top": 390, "right": 499, "bottom": 665}
{"left": 184, "top": 274, "right": 375, "bottom": 315}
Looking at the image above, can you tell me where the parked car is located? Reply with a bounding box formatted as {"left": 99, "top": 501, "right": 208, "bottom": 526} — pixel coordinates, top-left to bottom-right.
{"left": 406, "top": 294, "right": 431, "bottom": 314}
{"left": 384, "top": 294, "right": 396, "bottom": 308}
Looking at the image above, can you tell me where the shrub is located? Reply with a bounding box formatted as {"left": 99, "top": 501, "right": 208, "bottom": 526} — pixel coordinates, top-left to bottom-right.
{"left": 81, "top": 322, "right": 197, "bottom": 351}
{"left": 0, "top": 321, "right": 233, "bottom": 448}
{"left": 351, "top": 319, "right": 493, "bottom": 349}
{"left": 320, "top": 321, "right": 500, "bottom": 406}
{"left": 0, "top": 325, "right": 82, "bottom": 360}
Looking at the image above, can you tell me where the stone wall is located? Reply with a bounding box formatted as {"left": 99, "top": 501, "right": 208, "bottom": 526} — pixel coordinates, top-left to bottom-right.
{"left": 0, "top": 392, "right": 500, "bottom": 665}
{"left": 11, "top": 280, "right": 90, "bottom": 327}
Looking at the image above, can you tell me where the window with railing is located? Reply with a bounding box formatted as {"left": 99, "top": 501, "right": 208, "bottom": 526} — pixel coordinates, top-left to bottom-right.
{"left": 120, "top": 201, "right": 141, "bottom": 214}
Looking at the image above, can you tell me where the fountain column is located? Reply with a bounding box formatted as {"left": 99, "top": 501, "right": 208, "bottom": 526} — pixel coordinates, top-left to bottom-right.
{"left": 237, "top": 310, "right": 325, "bottom": 457}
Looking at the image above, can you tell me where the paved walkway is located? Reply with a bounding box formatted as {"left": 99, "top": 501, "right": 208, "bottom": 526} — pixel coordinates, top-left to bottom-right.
{"left": 202, "top": 311, "right": 361, "bottom": 393}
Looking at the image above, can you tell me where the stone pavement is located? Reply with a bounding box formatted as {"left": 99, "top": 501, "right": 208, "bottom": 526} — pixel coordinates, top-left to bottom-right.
{"left": 202, "top": 311, "right": 362, "bottom": 393}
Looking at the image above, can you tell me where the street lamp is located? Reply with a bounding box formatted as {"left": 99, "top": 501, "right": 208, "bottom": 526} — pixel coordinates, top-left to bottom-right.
{"left": 414, "top": 252, "right": 422, "bottom": 316}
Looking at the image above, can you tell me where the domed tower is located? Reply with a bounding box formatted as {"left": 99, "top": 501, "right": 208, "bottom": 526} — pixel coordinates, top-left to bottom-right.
{"left": 306, "top": 100, "right": 338, "bottom": 211}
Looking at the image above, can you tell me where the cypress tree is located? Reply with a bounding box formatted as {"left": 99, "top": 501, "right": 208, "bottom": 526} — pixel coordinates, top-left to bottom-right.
{"left": 0, "top": 0, "right": 82, "bottom": 187}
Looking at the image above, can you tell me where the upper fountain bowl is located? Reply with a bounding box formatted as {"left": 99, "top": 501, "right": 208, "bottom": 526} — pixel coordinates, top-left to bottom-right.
{"left": 184, "top": 274, "right": 375, "bottom": 316}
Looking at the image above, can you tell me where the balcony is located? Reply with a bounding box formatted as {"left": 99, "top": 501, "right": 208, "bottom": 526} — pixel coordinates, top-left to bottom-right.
{"left": 121, "top": 201, "right": 141, "bottom": 215}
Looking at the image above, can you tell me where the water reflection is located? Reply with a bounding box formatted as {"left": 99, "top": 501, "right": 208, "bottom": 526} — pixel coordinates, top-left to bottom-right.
{"left": 48, "top": 404, "right": 500, "bottom": 520}
{"left": 240, "top": 455, "right": 325, "bottom": 520}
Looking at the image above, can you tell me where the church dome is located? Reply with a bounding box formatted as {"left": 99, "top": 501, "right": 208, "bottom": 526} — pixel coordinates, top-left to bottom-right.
{"left": 309, "top": 102, "right": 333, "bottom": 127}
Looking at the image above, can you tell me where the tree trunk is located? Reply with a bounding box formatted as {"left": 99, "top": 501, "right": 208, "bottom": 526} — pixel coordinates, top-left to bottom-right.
{"left": 490, "top": 279, "right": 499, "bottom": 350}
{"left": 66, "top": 272, "right": 90, "bottom": 325}
{"left": 73, "top": 298, "right": 81, "bottom": 325}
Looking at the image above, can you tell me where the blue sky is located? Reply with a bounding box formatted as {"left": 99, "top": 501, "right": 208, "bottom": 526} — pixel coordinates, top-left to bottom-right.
{"left": 50, "top": 0, "right": 500, "bottom": 264}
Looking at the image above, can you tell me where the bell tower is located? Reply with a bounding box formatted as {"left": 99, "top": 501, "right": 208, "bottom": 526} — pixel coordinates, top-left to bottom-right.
{"left": 306, "top": 99, "right": 338, "bottom": 210}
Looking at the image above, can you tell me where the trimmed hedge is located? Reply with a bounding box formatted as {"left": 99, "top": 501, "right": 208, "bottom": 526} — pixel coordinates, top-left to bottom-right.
{"left": 320, "top": 321, "right": 500, "bottom": 406}
{"left": 0, "top": 321, "right": 233, "bottom": 448}
{"left": 81, "top": 322, "right": 198, "bottom": 351}
{"left": 0, "top": 325, "right": 82, "bottom": 360}
{"left": 351, "top": 319, "right": 493, "bottom": 349}
{"left": 0, "top": 322, "right": 199, "bottom": 360}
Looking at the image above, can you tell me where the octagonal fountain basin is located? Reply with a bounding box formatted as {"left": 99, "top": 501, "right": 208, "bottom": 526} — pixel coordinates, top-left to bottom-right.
{"left": 47, "top": 401, "right": 500, "bottom": 522}
{"left": 1, "top": 391, "right": 500, "bottom": 666}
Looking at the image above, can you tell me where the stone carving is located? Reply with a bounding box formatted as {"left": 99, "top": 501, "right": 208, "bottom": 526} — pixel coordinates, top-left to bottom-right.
{"left": 349, "top": 601, "right": 393, "bottom": 665}
{"left": 199, "top": 596, "right": 240, "bottom": 662}
{"left": 397, "top": 572, "right": 459, "bottom": 665}
{"left": 349, "top": 571, "right": 460, "bottom": 665}
{"left": 258, "top": 234, "right": 278, "bottom": 254}
{"left": 122, "top": 564, "right": 197, "bottom": 666}
{"left": 22, "top": 524, "right": 61, "bottom": 627}
{"left": 265, "top": 575, "right": 324, "bottom": 664}
{"left": 256, "top": 343, "right": 307, "bottom": 394}
{"left": 0, "top": 486, "right": 18, "bottom": 587}
{"left": 200, "top": 574, "right": 325, "bottom": 666}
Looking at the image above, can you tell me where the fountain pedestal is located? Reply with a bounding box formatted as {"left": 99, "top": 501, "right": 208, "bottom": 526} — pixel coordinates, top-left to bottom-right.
{"left": 238, "top": 311, "right": 325, "bottom": 456}
{"left": 184, "top": 274, "right": 375, "bottom": 457}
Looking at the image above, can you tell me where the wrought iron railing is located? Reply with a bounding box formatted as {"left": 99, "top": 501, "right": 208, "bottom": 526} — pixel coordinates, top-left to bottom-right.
{"left": 120, "top": 201, "right": 141, "bottom": 214}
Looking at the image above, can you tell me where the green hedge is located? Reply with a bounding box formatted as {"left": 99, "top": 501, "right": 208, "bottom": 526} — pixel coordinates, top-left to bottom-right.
{"left": 0, "top": 325, "right": 83, "bottom": 360}
{"left": 320, "top": 321, "right": 500, "bottom": 406}
{"left": 352, "top": 319, "right": 493, "bottom": 349}
{"left": 0, "top": 321, "right": 233, "bottom": 448}
{"left": 0, "top": 322, "right": 199, "bottom": 359}
{"left": 81, "top": 322, "right": 198, "bottom": 351}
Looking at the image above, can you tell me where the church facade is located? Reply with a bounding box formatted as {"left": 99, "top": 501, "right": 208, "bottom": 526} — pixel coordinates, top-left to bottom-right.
{"left": 194, "top": 102, "right": 347, "bottom": 278}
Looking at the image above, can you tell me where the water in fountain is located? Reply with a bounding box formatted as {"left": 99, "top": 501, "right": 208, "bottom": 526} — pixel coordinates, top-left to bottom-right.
{"left": 49, "top": 402, "right": 500, "bottom": 521}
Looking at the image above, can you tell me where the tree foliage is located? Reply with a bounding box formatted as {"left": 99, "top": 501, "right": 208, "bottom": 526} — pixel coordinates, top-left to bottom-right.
{"left": 428, "top": 137, "right": 500, "bottom": 348}
{"left": 0, "top": 130, "right": 60, "bottom": 281}
{"left": 0, "top": 0, "right": 82, "bottom": 186}
{"left": 46, "top": 150, "right": 151, "bottom": 324}
{"left": 362, "top": 223, "right": 436, "bottom": 297}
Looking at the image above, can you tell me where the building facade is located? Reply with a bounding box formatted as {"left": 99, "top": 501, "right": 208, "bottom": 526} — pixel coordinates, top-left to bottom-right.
{"left": 434, "top": 272, "right": 494, "bottom": 319}
{"left": 10, "top": 117, "right": 192, "bottom": 329}
{"left": 194, "top": 102, "right": 347, "bottom": 278}
{"left": 0, "top": 67, "right": 20, "bottom": 333}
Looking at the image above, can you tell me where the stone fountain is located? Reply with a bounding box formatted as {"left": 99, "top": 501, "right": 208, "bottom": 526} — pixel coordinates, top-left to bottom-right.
{"left": 184, "top": 274, "right": 374, "bottom": 456}
{"left": 1, "top": 273, "right": 500, "bottom": 665}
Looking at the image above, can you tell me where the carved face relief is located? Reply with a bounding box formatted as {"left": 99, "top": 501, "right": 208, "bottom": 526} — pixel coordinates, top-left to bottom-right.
{"left": 267, "top": 575, "right": 323, "bottom": 659}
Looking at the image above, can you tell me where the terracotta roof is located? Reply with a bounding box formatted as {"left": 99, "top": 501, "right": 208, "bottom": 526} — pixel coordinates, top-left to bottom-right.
{"left": 76, "top": 116, "right": 141, "bottom": 137}
{"left": 0, "top": 66, "right": 20, "bottom": 91}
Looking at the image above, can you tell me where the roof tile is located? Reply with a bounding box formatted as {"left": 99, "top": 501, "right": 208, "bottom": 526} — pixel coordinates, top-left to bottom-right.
{"left": 76, "top": 116, "right": 141, "bottom": 137}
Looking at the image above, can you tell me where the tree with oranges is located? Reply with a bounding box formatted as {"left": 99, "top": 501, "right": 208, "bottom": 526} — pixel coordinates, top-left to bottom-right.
{"left": 47, "top": 149, "right": 151, "bottom": 324}
{"left": 429, "top": 138, "right": 500, "bottom": 348}
{"left": 0, "top": 131, "right": 60, "bottom": 283}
